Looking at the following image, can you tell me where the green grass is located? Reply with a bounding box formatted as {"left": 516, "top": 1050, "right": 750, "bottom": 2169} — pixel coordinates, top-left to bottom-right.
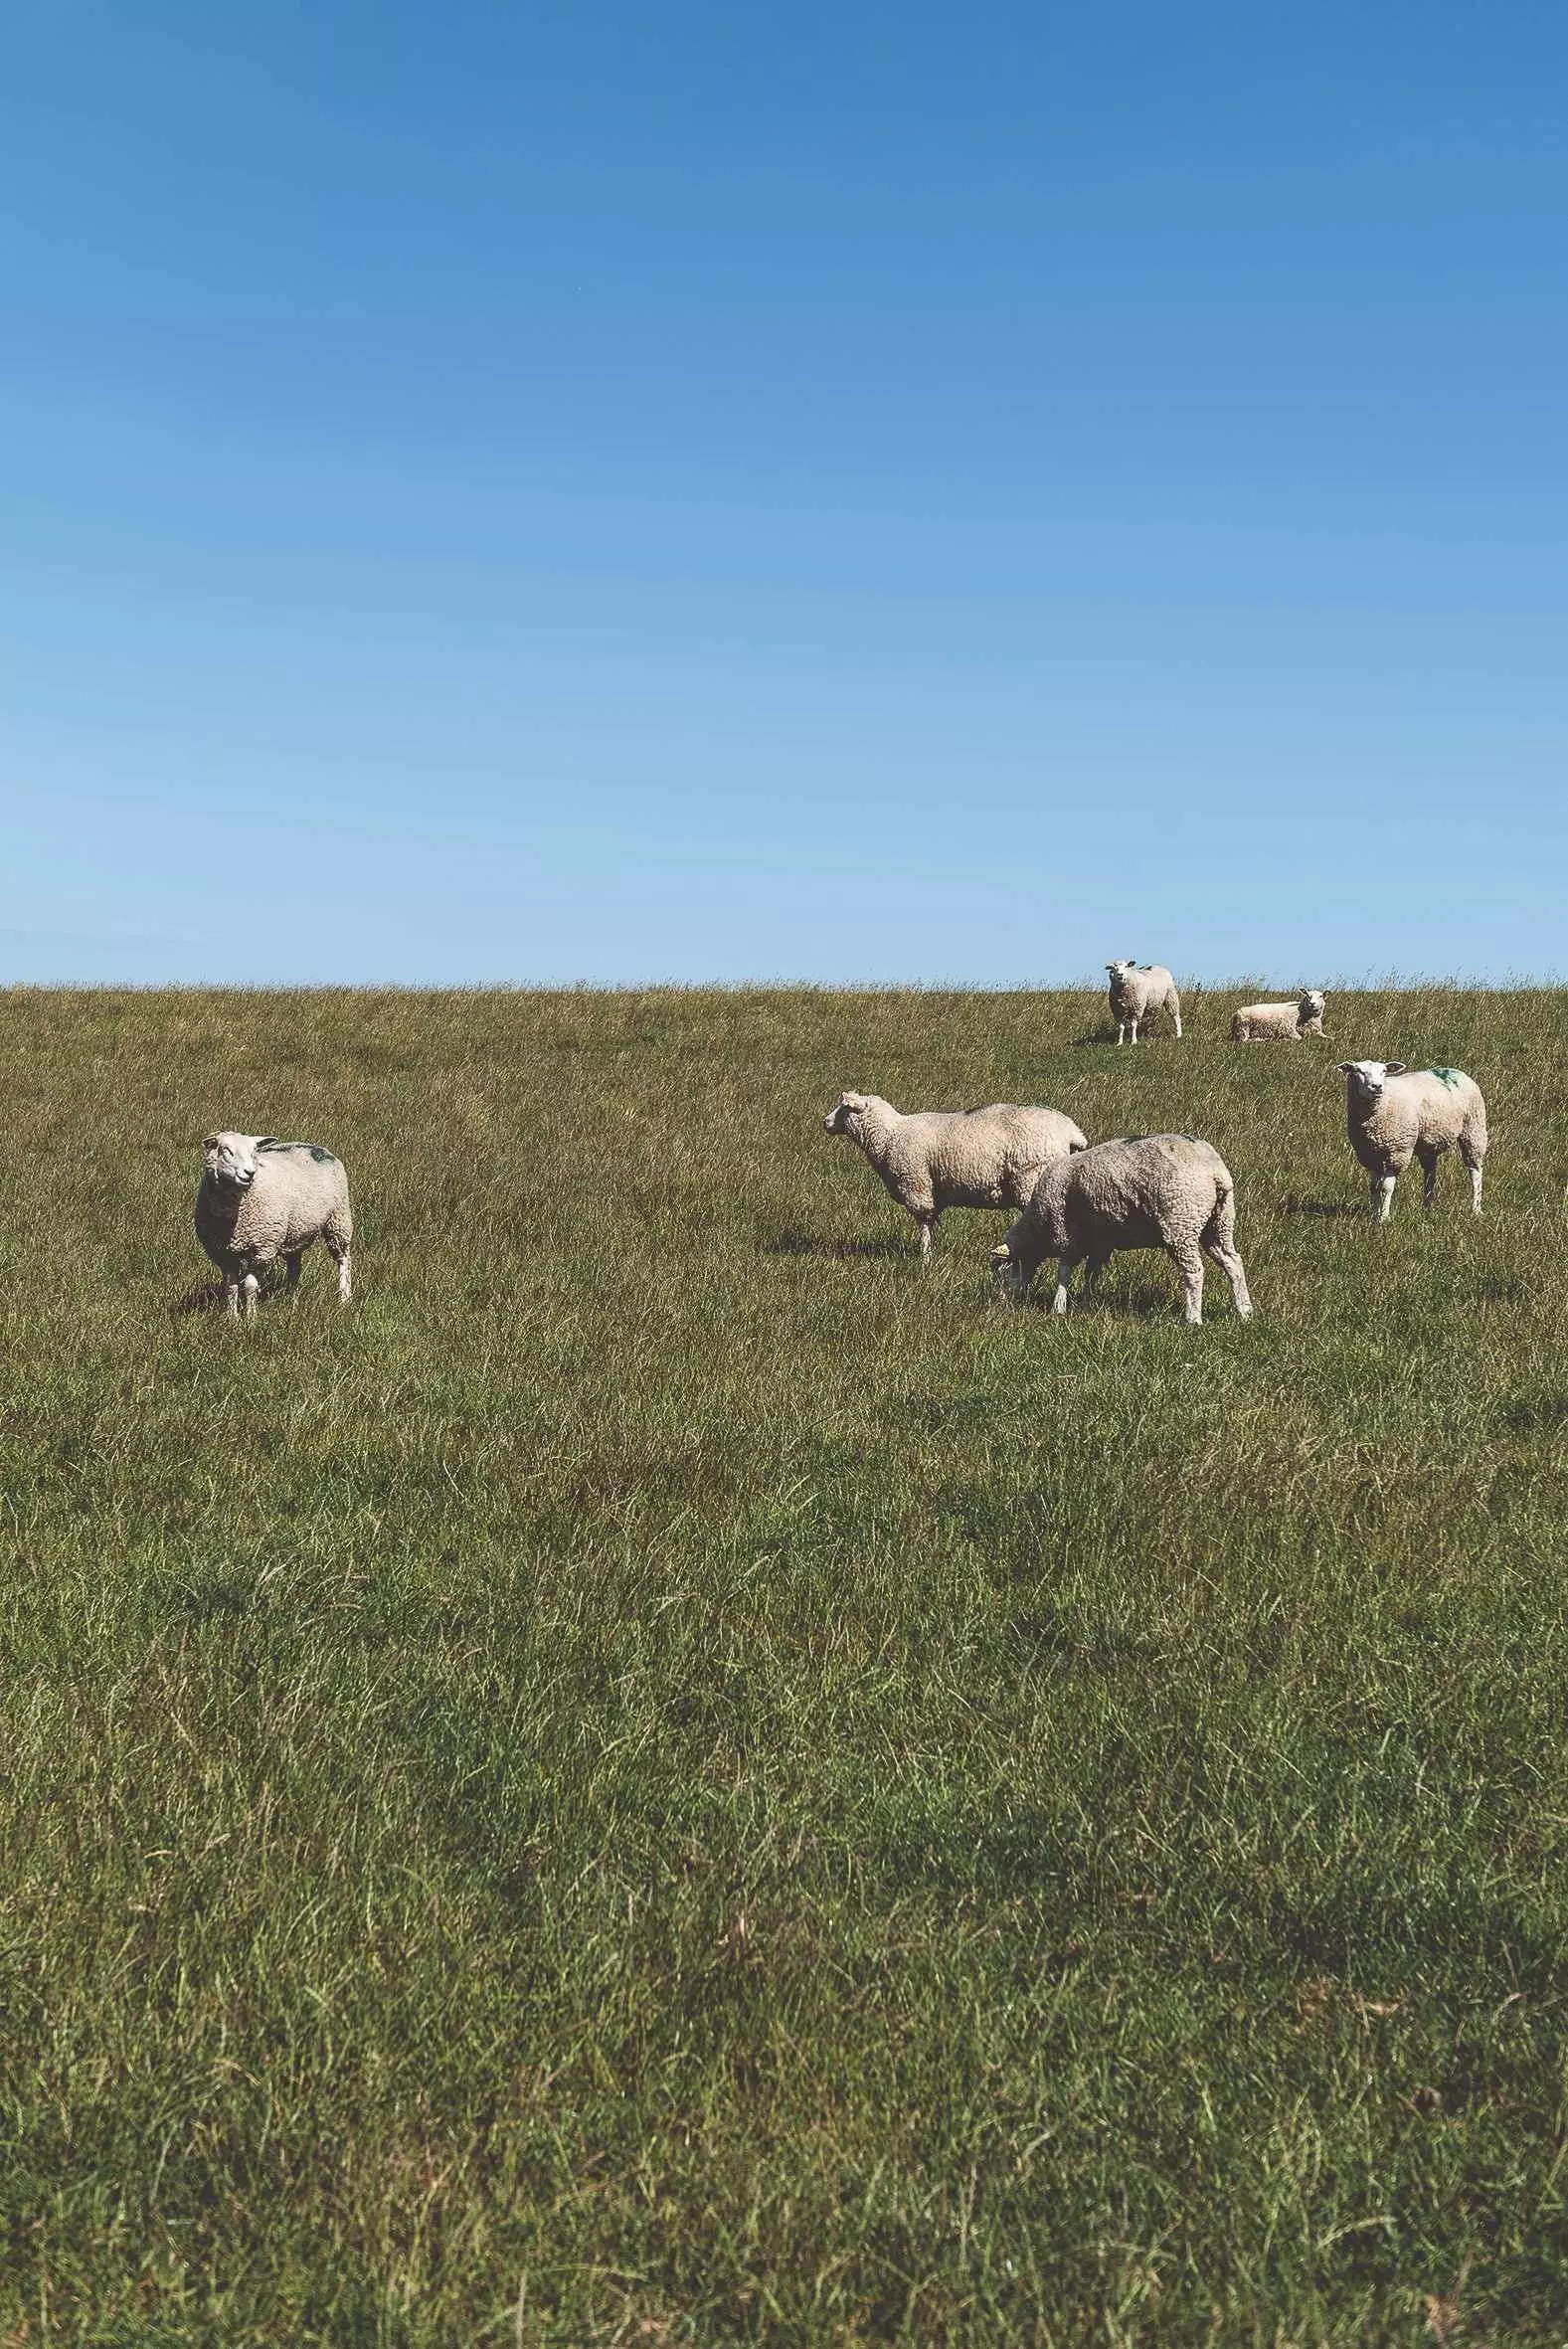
{"left": 2, "top": 983, "right": 1567, "bottom": 2344}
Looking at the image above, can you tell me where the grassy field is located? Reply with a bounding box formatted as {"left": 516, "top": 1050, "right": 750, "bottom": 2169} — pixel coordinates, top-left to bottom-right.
{"left": 2, "top": 983, "right": 1567, "bottom": 2345}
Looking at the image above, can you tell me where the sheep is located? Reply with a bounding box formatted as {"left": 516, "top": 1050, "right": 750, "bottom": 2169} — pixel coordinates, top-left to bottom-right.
{"left": 822, "top": 1093, "right": 1089, "bottom": 1259}
{"left": 1106, "top": 961, "right": 1182, "bottom": 1045}
{"left": 1334, "top": 1062, "right": 1487, "bottom": 1221}
{"left": 989, "top": 1132, "right": 1251, "bottom": 1325}
{"left": 1231, "top": 990, "right": 1327, "bottom": 1042}
{"left": 196, "top": 1132, "right": 354, "bottom": 1317}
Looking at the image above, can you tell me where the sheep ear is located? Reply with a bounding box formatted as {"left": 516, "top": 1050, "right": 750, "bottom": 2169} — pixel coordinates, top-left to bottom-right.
{"left": 256, "top": 1136, "right": 280, "bottom": 1150}
{"left": 1385, "top": 1063, "right": 1407, "bottom": 1077}
{"left": 1333, "top": 1063, "right": 1353, "bottom": 1075}
{"left": 202, "top": 1136, "right": 219, "bottom": 1152}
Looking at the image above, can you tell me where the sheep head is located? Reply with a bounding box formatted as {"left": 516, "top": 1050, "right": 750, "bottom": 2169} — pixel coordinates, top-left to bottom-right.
{"left": 1335, "top": 1060, "right": 1406, "bottom": 1102}
{"left": 203, "top": 1132, "right": 269, "bottom": 1191}
{"left": 823, "top": 1092, "right": 872, "bottom": 1137}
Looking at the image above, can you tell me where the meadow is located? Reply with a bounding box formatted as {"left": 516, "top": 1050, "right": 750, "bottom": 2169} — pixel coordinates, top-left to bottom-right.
{"left": 2, "top": 983, "right": 1567, "bottom": 2345}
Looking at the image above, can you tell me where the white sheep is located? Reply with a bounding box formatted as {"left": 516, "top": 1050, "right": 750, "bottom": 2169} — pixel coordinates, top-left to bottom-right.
{"left": 1106, "top": 961, "right": 1182, "bottom": 1045}
{"left": 1231, "top": 990, "right": 1327, "bottom": 1042}
{"left": 1335, "top": 1062, "right": 1487, "bottom": 1222}
{"left": 990, "top": 1132, "right": 1252, "bottom": 1325}
{"left": 196, "top": 1132, "right": 354, "bottom": 1317}
{"left": 823, "top": 1093, "right": 1089, "bottom": 1258}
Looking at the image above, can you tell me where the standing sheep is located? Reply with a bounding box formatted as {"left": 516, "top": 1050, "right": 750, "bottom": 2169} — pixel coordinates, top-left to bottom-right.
{"left": 1335, "top": 1062, "right": 1487, "bottom": 1221}
{"left": 1106, "top": 961, "right": 1182, "bottom": 1045}
{"left": 196, "top": 1132, "right": 354, "bottom": 1317}
{"left": 822, "top": 1093, "right": 1089, "bottom": 1259}
{"left": 1231, "top": 990, "right": 1327, "bottom": 1042}
{"left": 990, "top": 1133, "right": 1252, "bottom": 1325}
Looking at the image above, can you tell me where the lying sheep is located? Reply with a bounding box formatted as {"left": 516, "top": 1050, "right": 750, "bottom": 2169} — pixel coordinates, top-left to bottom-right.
{"left": 823, "top": 1093, "right": 1089, "bottom": 1258}
{"left": 1106, "top": 961, "right": 1182, "bottom": 1045}
{"left": 1231, "top": 990, "right": 1327, "bottom": 1041}
{"left": 196, "top": 1132, "right": 354, "bottom": 1317}
{"left": 1335, "top": 1062, "right": 1487, "bottom": 1221}
{"left": 990, "top": 1132, "right": 1251, "bottom": 1325}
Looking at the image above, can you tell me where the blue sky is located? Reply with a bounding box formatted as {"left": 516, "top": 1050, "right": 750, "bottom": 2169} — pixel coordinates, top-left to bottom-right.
{"left": 3, "top": 1, "right": 1563, "bottom": 984}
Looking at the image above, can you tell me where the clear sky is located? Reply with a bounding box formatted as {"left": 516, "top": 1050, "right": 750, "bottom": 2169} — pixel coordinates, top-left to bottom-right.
{"left": 3, "top": 1, "right": 1564, "bottom": 985}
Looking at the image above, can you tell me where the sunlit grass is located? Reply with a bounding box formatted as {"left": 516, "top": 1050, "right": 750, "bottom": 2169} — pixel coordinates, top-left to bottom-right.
{"left": 0, "top": 984, "right": 1565, "bottom": 2343}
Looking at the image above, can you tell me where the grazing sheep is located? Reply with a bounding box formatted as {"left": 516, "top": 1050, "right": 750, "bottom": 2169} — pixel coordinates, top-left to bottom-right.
{"left": 990, "top": 1133, "right": 1251, "bottom": 1325}
{"left": 1106, "top": 961, "right": 1182, "bottom": 1045}
{"left": 1231, "top": 990, "right": 1327, "bottom": 1042}
{"left": 822, "top": 1093, "right": 1089, "bottom": 1259}
{"left": 196, "top": 1132, "right": 354, "bottom": 1317}
{"left": 1335, "top": 1062, "right": 1487, "bottom": 1222}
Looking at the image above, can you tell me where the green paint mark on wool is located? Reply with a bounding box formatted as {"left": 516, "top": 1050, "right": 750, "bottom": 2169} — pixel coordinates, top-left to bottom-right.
{"left": 1428, "top": 1067, "right": 1466, "bottom": 1089}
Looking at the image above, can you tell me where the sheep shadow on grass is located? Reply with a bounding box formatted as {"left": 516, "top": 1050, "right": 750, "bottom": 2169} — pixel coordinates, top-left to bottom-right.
{"left": 169, "top": 1265, "right": 300, "bottom": 1318}
{"left": 1010, "top": 1277, "right": 1212, "bottom": 1320}
{"left": 763, "top": 1228, "right": 912, "bottom": 1262}
{"left": 1497, "top": 1393, "right": 1568, "bottom": 1434}
{"left": 170, "top": 1280, "right": 228, "bottom": 1318}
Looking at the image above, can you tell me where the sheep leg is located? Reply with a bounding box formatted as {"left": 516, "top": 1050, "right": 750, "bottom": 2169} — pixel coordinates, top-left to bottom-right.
{"left": 1051, "top": 1256, "right": 1076, "bottom": 1314}
{"left": 1128, "top": 1018, "right": 1139, "bottom": 1046}
{"left": 1461, "top": 1139, "right": 1484, "bottom": 1214}
{"left": 1077, "top": 1255, "right": 1109, "bottom": 1312}
{"left": 1373, "top": 1174, "right": 1397, "bottom": 1223}
{"left": 283, "top": 1252, "right": 303, "bottom": 1289}
{"left": 224, "top": 1276, "right": 242, "bottom": 1319}
{"left": 1116, "top": 1022, "right": 1128, "bottom": 1046}
{"left": 1172, "top": 1246, "right": 1205, "bottom": 1324}
{"left": 1417, "top": 1145, "right": 1440, "bottom": 1210}
{"left": 1171, "top": 1009, "right": 1182, "bottom": 1038}
{"left": 916, "top": 1214, "right": 936, "bottom": 1261}
{"left": 333, "top": 1247, "right": 353, "bottom": 1303}
{"left": 1203, "top": 1236, "right": 1253, "bottom": 1321}
{"left": 242, "top": 1272, "right": 261, "bottom": 1320}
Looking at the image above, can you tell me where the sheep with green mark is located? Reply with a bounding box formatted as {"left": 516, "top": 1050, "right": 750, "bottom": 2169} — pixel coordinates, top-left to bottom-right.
{"left": 195, "top": 1133, "right": 354, "bottom": 1318}
{"left": 1334, "top": 1062, "right": 1487, "bottom": 1221}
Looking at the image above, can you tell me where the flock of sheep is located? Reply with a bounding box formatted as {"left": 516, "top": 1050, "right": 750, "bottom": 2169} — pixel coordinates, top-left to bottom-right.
{"left": 822, "top": 966, "right": 1488, "bottom": 1327}
{"left": 194, "top": 966, "right": 1489, "bottom": 1327}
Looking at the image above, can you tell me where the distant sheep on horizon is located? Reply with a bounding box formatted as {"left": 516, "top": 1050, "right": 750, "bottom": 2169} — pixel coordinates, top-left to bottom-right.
{"left": 1106, "top": 961, "right": 1181, "bottom": 1045}
{"left": 1232, "top": 990, "right": 1327, "bottom": 1042}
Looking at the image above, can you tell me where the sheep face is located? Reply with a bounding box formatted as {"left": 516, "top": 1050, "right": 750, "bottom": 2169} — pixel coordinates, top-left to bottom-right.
{"left": 1106, "top": 960, "right": 1136, "bottom": 981}
{"left": 203, "top": 1131, "right": 268, "bottom": 1192}
{"left": 1335, "top": 1060, "right": 1407, "bottom": 1103}
{"left": 1301, "top": 991, "right": 1327, "bottom": 1018}
{"left": 823, "top": 1092, "right": 869, "bottom": 1137}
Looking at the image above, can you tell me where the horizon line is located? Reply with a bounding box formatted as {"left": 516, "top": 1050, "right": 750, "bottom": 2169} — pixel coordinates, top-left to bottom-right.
{"left": 1, "top": 973, "right": 1560, "bottom": 995}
